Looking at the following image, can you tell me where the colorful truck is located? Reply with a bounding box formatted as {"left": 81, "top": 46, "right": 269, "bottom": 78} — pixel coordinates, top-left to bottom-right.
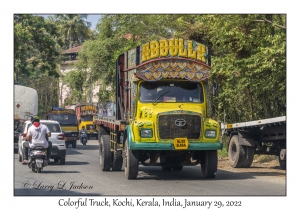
{"left": 74, "top": 103, "right": 98, "bottom": 139}
{"left": 221, "top": 116, "right": 286, "bottom": 169}
{"left": 93, "top": 38, "right": 222, "bottom": 179}
{"left": 45, "top": 107, "right": 79, "bottom": 148}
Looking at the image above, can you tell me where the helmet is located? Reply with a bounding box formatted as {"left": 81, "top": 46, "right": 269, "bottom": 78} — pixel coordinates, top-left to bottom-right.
{"left": 31, "top": 115, "right": 40, "bottom": 123}
{"left": 82, "top": 126, "right": 85, "bottom": 129}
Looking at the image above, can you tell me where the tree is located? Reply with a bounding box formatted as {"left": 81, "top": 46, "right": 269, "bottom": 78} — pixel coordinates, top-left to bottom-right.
{"left": 201, "top": 14, "right": 286, "bottom": 122}
{"left": 49, "top": 14, "right": 92, "bottom": 49}
{"left": 68, "top": 14, "right": 286, "bottom": 123}
{"left": 14, "top": 14, "right": 62, "bottom": 83}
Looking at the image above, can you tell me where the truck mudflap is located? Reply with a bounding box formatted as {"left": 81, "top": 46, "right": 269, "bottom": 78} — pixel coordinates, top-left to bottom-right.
{"left": 126, "top": 125, "right": 223, "bottom": 150}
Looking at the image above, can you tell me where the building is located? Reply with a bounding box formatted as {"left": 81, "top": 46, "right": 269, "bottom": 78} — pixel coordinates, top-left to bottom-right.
{"left": 59, "top": 46, "right": 99, "bottom": 107}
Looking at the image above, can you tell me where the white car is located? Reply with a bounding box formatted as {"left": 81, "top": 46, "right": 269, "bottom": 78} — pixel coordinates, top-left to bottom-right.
{"left": 18, "top": 120, "right": 66, "bottom": 164}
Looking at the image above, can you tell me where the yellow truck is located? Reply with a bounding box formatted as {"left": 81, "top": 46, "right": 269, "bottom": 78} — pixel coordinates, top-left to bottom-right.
{"left": 45, "top": 107, "right": 79, "bottom": 148}
{"left": 93, "top": 38, "right": 222, "bottom": 179}
{"left": 75, "top": 103, "right": 98, "bottom": 139}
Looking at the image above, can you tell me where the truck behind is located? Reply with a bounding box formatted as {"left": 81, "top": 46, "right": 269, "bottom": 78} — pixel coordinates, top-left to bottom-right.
{"left": 14, "top": 85, "right": 38, "bottom": 144}
{"left": 45, "top": 107, "right": 79, "bottom": 148}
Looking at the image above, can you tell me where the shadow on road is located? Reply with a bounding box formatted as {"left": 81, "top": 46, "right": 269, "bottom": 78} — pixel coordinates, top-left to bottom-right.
{"left": 40, "top": 170, "right": 81, "bottom": 174}
{"left": 72, "top": 145, "right": 99, "bottom": 151}
{"left": 134, "top": 166, "right": 286, "bottom": 181}
{"left": 48, "top": 161, "right": 90, "bottom": 166}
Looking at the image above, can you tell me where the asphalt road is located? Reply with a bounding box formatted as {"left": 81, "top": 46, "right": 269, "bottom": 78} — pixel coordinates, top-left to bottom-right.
{"left": 14, "top": 140, "right": 286, "bottom": 196}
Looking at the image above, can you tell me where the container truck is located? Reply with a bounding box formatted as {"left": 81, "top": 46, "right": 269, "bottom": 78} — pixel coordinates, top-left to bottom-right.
{"left": 14, "top": 85, "right": 38, "bottom": 143}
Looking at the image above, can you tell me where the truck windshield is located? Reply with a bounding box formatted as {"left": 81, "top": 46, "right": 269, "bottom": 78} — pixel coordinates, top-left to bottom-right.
{"left": 48, "top": 114, "right": 78, "bottom": 126}
{"left": 81, "top": 116, "right": 93, "bottom": 121}
{"left": 140, "top": 81, "right": 204, "bottom": 103}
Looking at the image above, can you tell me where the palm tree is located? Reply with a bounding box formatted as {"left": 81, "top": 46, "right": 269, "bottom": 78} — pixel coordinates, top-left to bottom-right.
{"left": 51, "top": 14, "right": 92, "bottom": 49}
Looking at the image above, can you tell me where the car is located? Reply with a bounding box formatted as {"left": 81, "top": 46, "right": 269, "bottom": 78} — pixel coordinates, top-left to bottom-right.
{"left": 18, "top": 120, "right": 66, "bottom": 165}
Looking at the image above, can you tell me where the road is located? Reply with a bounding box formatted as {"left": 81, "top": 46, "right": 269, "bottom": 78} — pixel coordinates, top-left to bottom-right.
{"left": 14, "top": 140, "right": 286, "bottom": 196}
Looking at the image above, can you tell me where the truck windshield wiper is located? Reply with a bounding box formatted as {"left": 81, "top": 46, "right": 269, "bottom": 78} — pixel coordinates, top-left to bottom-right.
{"left": 153, "top": 91, "right": 170, "bottom": 104}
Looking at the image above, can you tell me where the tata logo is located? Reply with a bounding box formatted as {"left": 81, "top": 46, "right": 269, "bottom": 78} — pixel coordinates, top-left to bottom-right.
{"left": 175, "top": 119, "right": 186, "bottom": 127}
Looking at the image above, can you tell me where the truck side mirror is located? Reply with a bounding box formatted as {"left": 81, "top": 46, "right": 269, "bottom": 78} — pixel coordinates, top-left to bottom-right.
{"left": 213, "top": 82, "right": 218, "bottom": 97}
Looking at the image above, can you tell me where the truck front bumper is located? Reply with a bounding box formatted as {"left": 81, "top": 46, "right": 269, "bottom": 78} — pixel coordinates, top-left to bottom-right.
{"left": 129, "top": 142, "right": 223, "bottom": 150}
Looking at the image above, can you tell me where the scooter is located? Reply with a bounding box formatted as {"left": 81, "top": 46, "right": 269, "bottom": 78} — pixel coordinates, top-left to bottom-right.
{"left": 28, "top": 146, "right": 48, "bottom": 173}
{"left": 80, "top": 131, "right": 88, "bottom": 146}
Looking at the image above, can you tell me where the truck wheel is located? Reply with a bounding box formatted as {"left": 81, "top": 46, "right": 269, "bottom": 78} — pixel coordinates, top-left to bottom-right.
{"left": 98, "top": 127, "right": 106, "bottom": 142}
{"left": 242, "top": 146, "right": 254, "bottom": 168}
{"left": 99, "top": 134, "right": 111, "bottom": 171}
{"left": 201, "top": 150, "right": 218, "bottom": 179}
{"left": 72, "top": 141, "right": 76, "bottom": 148}
{"left": 112, "top": 150, "right": 123, "bottom": 171}
{"left": 279, "top": 159, "right": 286, "bottom": 170}
{"left": 60, "top": 157, "right": 66, "bottom": 165}
{"left": 279, "top": 149, "right": 286, "bottom": 170}
{"left": 124, "top": 139, "right": 139, "bottom": 179}
{"left": 228, "top": 135, "right": 246, "bottom": 168}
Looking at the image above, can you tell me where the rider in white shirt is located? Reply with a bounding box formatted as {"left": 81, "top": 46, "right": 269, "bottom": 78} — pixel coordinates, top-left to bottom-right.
{"left": 22, "top": 116, "right": 52, "bottom": 164}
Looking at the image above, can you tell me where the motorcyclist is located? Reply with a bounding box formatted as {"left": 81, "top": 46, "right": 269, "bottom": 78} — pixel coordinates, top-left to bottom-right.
{"left": 79, "top": 126, "right": 88, "bottom": 143}
{"left": 22, "top": 116, "right": 52, "bottom": 165}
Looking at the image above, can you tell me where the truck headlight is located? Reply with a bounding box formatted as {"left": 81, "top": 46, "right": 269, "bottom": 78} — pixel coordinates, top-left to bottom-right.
{"left": 205, "top": 130, "right": 216, "bottom": 138}
{"left": 140, "top": 129, "right": 153, "bottom": 138}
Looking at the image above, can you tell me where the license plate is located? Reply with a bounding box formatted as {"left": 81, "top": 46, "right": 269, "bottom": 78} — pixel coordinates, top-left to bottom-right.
{"left": 174, "top": 138, "right": 188, "bottom": 150}
{"left": 36, "top": 159, "right": 43, "bottom": 163}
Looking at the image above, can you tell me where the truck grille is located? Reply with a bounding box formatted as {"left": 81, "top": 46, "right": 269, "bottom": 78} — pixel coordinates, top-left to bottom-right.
{"left": 158, "top": 114, "right": 201, "bottom": 140}
{"left": 86, "top": 124, "right": 94, "bottom": 131}
{"left": 63, "top": 132, "right": 78, "bottom": 137}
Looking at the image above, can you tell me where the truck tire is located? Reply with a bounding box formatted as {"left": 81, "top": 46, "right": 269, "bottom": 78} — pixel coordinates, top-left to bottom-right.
{"left": 242, "top": 146, "right": 254, "bottom": 168}
{"left": 98, "top": 127, "right": 107, "bottom": 142}
{"left": 112, "top": 150, "right": 123, "bottom": 171}
{"left": 60, "top": 157, "right": 66, "bottom": 165}
{"left": 99, "top": 134, "right": 111, "bottom": 171}
{"left": 228, "top": 135, "right": 246, "bottom": 168}
{"left": 201, "top": 150, "right": 218, "bottom": 179}
{"left": 279, "top": 149, "right": 286, "bottom": 170}
{"left": 124, "top": 139, "right": 139, "bottom": 179}
{"left": 72, "top": 141, "right": 76, "bottom": 148}
{"left": 279, "top": 159, "right": 286, "bottom": 170}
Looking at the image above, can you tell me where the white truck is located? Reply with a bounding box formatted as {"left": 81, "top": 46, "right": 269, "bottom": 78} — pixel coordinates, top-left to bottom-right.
{"left": 14, "top": 85, "right": 38, "bottom": 143}
{"left": 221, "top": 116, "right": 286, "bottom": 170}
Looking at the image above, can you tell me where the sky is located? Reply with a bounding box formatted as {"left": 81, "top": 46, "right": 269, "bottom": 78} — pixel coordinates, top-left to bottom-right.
{"left": 40, "top": 14, "right": 102, "bottom": 30}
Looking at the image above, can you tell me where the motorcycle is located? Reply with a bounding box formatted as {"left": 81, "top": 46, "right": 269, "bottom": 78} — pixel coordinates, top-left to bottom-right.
{"left": 80, "top": 131, "right": 88, "bottom": 146}
{"left": 28, "top": 146, "right": 48, "bottom": 173}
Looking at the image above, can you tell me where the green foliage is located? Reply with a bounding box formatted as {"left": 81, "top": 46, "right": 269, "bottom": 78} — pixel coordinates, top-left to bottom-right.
{"left": 203, "top": 14, "right": 286, "bottom": 122}
{"left": 15, "top": 14, "right": 285, "bottom": 123}
{"left": 63, "top": 68, "right": 88, "bottom": 105}
{"left": 48, "top": 14, "right": 92, "bottom": 50}
{"left": 18, "top": 70, "right": 60, "bottom": 118}
{"left": 14, "top": 14, "right": 62, "bottom": 83}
